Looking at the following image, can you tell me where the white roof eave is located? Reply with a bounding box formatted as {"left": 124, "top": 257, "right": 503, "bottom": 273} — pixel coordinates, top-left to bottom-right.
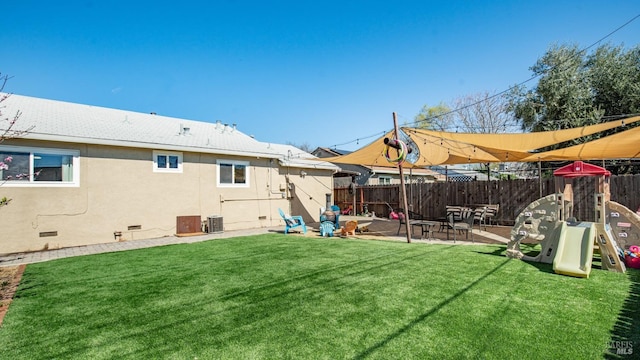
{"left": 21, "top": 133, "right": 283, "bottom": 159}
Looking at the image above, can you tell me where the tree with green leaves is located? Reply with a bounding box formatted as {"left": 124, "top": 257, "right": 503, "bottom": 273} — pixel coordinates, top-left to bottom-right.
{"left": 508, "top": 43, "right": 640, "bottom": 173}
{"left": 588, "top": 44, "right": 640, "bottom": 117}
{"left": 413, "top": 102, "right": 453, "bottom": 130}
{"left": 508, "top": 43, "right": 640, "bottom": 132}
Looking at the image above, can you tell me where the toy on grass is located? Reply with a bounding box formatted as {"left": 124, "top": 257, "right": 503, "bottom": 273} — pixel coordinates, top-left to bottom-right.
{"left": 340, "top": 220, "right": 358, "bottom": 237}
{"left": 624, "top": 245, "right": 640, "bottom": 269}
{"left": 626, "top": 256, "right": 640, "bottom": 269}
{"left": 385, "top": 202, "right": 402, "bottom": 220}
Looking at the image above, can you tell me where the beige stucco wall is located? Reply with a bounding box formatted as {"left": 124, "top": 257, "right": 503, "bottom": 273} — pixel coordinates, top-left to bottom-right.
{"left": 0, "top": 140, "right": 334, "bottom": 254}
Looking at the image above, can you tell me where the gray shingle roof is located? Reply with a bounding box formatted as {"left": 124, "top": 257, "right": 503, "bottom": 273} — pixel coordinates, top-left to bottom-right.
{"left": 0, "top": 93, "right": 339, "bottom": 171}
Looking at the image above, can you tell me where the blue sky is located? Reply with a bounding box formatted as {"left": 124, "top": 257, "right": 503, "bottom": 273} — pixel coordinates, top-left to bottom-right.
{"left": 2, "top": 1, "right": 639, "bottom": 151}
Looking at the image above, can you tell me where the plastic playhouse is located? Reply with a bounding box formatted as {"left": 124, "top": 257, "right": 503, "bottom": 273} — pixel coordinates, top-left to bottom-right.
{"left": 507, "top": 161, "right": 640, "bottom": 278}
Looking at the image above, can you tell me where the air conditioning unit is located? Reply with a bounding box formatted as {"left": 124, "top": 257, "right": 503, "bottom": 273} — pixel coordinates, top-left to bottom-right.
{"left": 207, "top": 215, "right": 223, "bottom": 234}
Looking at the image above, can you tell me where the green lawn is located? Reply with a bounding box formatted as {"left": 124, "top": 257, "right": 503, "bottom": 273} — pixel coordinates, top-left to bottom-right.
{"left": 0, "top": 234, "right": 637, "bottom": 359}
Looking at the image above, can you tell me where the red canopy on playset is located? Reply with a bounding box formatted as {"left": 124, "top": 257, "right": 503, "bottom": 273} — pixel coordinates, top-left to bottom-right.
{"left": 553, "top": 161, "right": 611, "bottom": 178}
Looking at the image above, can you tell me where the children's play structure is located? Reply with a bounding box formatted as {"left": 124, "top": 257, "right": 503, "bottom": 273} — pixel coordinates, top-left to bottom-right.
{"left": 507, "top": 161, "right": 640, "bottom": 278}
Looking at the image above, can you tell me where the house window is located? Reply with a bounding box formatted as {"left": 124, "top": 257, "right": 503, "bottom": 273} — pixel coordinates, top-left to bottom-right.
{"left": 153, "top": 151, "right": 183, "bottom": 173}
{"left": 0, "top": 146, "right": 79, "bottom": 187}
{"left": 379, "top": 176, "right": 392, "bottom": 185}
{"left": 217, "top": 160, "right": 249, "bottom": 187}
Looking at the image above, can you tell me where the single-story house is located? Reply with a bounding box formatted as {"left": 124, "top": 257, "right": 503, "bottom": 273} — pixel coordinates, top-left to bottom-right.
{"left": 0, "top": 94, "right": 339, "bottom": 254}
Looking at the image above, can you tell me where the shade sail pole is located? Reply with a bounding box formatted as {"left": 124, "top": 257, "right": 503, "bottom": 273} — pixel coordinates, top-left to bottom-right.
{"left": 393, "top": 112, "right": 412, "bottom": 243}
{"left": 538, "top": 161, "right": 543, "bottom": 199}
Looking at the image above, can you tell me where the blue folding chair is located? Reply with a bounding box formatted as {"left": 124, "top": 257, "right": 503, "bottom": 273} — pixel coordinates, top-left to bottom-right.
{"left": 278, "top": 208, "right": 307, "bottom": 234}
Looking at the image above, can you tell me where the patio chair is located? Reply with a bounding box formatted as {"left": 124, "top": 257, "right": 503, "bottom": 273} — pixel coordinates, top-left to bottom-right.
{"left": 484, "top": 204, "right": 499, "bottom": 226}
{"left": 445, "top": 205, "right": 463, "bottom": 220}
{"left": 397, "top": 210, "right": 424, "bottom": 235}
{"left": 396, "top": 209, "right": 410, "bottom": 235}
{"left": 278, "top": 208, "right": 307, "bottom": 234}
{"left": 473, "top": 206, "right": 488, "bottom": 231}
{"left": 446, "top": 207, "right": 475, "bottom": 243}
{"left": 438, "top": 205, "right": 463, "bottom": 232}
{"left": 408, "top": 210, "right": 426, "bottom": 220}
{"left": 319, "top": 221, "right": 335, "bottom": 237}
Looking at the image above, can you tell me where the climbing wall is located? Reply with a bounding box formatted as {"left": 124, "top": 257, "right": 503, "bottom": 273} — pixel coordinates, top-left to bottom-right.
{"left": 607, "top": 201, "right": 640, "bottom": 250}
{"left": 507, "top": 193, "right": 567, "bottom": 263}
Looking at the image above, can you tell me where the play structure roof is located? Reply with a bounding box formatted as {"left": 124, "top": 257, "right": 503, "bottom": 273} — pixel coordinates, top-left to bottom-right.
{"left": 319, "top": 116, "right": 640, "bottom": 167}
{"left": 553, "top": 161, "right": 611, "bottom": 178}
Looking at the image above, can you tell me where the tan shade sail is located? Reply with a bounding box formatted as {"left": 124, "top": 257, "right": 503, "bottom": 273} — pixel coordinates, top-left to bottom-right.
{"left": 406, "top": 116, "right": 637, "bottom": 165}
{"left": 321, "top": 131, "right": 423, "bottom": 168}
{"left": 405, "top": 131, "right": 532, "bottom": 165}
{"left": 405, "top": 132, "right": 500, "bottom": 165}
{"left": 404, "top": 116, "right": 637, "bottom": 153}
{"left": 521, "top": 125, "right": 640, "bottom": 162}
{"left": 317, "top": 116, "right": 639, "bottom": 167}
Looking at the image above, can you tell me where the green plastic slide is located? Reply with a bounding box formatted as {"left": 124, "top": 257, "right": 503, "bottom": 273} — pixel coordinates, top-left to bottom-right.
{"left": 553, "top": 222, "right": 595, "bottom": 278}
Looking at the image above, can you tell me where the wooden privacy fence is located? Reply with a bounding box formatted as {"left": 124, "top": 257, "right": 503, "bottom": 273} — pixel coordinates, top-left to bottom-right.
{"left": 334, "top": 174, "right": 640, "bottom": 226}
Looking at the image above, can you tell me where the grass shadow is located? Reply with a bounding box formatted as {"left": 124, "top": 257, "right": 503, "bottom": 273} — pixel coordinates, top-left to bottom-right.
{"left": 473, "top": 247, "right": 555, "bottom": 274}
{"left": 604, "top": 268, "right": 640, "bottom": 359}
{"left": 473, "top": 245, "right": 507, "bottom": 257}
{"left": 520, "top": 260, "right": 554, "bottom": 274}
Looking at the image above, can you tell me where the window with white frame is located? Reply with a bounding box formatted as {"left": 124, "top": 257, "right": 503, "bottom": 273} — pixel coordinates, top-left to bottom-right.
{"left": 217, "top": 160, "right": 249, "bottom": 187}
{"left": 0, "top": 145, "right": 80, "bottom": 187}
{"left": 378, "top": 176, "right": 392, "bottom": 185}
{"left": 153, "top": 150, "right": 183, "bottom": 173}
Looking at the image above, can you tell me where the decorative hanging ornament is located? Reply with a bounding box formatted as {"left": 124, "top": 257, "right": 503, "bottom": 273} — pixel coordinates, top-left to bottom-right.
{"left": 383, "top": 138, "right": 410, "bottom": 164}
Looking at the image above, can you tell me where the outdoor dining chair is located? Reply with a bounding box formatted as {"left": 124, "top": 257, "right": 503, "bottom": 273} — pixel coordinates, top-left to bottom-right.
{"left": 446, "top": 207, "right": 475, "bottom": 243}
{"left": 473, "top": 206, "right": 488, "bottom": 231}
